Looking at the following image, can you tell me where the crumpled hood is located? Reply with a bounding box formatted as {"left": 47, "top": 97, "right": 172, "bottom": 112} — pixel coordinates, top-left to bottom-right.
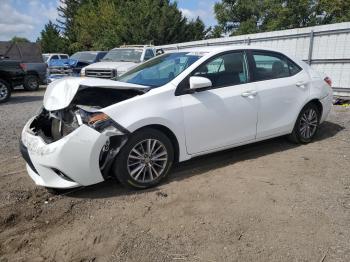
{"left": 84, "top": 61, "right": 139, "bottom": 72}
{"left": 43, "top": 77, "right": 147, "bottom": 111}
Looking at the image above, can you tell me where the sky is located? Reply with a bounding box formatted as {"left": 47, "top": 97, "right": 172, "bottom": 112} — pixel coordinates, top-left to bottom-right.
{"left": 0, "top": 0, "right": 218, "bottom": 42}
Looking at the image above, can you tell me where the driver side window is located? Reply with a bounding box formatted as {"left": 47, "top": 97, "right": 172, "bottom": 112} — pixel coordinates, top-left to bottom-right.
{"left": 192, "top": 51, "right": 249, "bottom": 88}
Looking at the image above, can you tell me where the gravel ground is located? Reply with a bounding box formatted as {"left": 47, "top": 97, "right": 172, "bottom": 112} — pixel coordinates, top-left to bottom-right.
{"left": 0, "top": 88, "right": 350, "bottom": 262}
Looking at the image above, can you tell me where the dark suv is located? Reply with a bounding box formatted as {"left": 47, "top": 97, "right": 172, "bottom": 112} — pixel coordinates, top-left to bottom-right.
{"left": 0, "top": 60, "right": 25, "bottom": 103}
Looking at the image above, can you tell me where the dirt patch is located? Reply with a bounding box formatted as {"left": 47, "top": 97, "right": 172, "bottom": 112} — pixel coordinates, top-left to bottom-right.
{"left": 1, "top": 89, "right": 350, "bottom": 261}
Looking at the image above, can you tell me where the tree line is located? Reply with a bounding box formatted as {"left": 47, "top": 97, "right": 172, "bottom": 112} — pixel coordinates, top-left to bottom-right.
{"left": 37, "top": 0, "right": 350, "bottom": 54}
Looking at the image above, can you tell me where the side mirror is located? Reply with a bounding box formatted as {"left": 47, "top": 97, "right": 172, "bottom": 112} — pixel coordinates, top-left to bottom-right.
{"left": 189, "top": 76, "right": 212, "bottom": 90}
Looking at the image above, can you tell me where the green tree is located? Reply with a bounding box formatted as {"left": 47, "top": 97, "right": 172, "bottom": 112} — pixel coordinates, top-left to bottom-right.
{"left": 37, "top": 21, "right": 66, "bottom": 53}
{"left": 214, "top": 0, "right": 350, "bottom": 36}
{"left": 186, "top": 17, "right": 210, "bottom": 41}
{"left": 316, "top": 0, "right": 350, "bottom": 24}
{"left": 214, "top": 0, "right": 264, "bottom": 35}
{"left": 206, "top": 25, "right": 224, "bottom": 39}
{"left": 263, "top": 0, "right": 317, "bottom": 31}
{"left": 70, "top": 0, "right": 208, "bottom": 50}
{"left": 11, "top": 36, "right": 30, "bottom": 43}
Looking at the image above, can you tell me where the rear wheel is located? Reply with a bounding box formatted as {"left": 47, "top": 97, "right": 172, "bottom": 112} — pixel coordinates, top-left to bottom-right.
{"left": 0, "top": 79, "right": 11, "bottom": 103}
{"left": 288, "top": 103, "right": 320, "bottom": 144}
{"left": 113, "top": 128, "right": 174, "bottom": 189}
{"left": 24, "top": 75, "right": 39, "bottom": 91}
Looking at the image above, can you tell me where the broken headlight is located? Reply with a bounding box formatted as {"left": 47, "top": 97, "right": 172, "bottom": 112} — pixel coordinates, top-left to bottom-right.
{"left": 76, "top": 110, "right": 126, "bottom": 135}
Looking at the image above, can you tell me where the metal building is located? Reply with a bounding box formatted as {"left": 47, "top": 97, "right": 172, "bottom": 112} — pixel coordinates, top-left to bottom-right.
{"left": 157, "top": 22, "right": 350, "bottom": 97}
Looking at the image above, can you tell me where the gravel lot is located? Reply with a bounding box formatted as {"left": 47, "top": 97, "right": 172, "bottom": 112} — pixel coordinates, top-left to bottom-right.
{"left": 1, "top": 88, "right": 350, "bottom": 262}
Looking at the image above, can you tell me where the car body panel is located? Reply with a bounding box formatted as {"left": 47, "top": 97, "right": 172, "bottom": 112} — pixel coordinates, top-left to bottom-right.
{"left": 43, "top": 77, "right": 147, "bottom": 111}
{"left": 255, "top": 71, "right": 310, "bottom": 138}
{"left": 102, "top": 84, "right": 190, "bottom": 162}
{"left": 180, "top": 82, "right": 259, "bottom": 154}
{"left": 21, "top": 118, "right": 107, "bottom": 188}
{"left": 0, "top": 60, "right": 25, "bottom": 87}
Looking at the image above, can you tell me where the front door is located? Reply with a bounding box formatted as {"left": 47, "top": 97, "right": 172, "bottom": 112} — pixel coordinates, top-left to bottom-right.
{"left": 180, "top": 51, "right": 259, "bottom": 154}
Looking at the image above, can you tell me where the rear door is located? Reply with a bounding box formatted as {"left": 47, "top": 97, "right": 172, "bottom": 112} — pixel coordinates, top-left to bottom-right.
{"left": 249, "top": 50, "right": 310, "bottom": 139}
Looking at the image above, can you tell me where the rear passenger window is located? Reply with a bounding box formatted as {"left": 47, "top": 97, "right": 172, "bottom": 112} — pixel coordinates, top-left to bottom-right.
{"left": 252, "top": 52, "right": 301, "bottom": 81}
{"left": 192, "top": 52, "right": 249, "bottom": 88}
{"left": 60, "top": 55, "right": 69, "bottom": 59}
{"left": 288, "top": 60, "right": 302, "bottom": 76}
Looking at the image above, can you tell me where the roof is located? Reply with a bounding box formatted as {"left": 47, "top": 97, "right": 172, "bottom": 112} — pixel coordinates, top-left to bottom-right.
{"left": 119, "top": 45, "right": 153, "bottom": 48}
{"left": 0, "top": 41, "right": 43, "bottom": 63}
{"left": 174, "top": 45, "right": 283, "bottom": 53}
{"left": 43, "top": 53, "right": 68, "bottom": 56}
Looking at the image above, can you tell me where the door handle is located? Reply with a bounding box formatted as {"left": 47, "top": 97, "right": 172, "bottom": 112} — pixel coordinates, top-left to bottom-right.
{"left": 241, "top": 90, "right": 257, "bottom": 98}
{"left": 296, "top": 81, "right": 306, "bottom": 88}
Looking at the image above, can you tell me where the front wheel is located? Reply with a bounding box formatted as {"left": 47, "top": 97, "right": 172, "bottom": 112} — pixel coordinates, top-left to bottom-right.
{"left": 0, "top": 79, "right": 11, "bottom": 103}
{"left": 288, "top": 103, "right": 320, "bottom": 144}
{"left": 113, "top": 128, "right": 174, "bottom": 189}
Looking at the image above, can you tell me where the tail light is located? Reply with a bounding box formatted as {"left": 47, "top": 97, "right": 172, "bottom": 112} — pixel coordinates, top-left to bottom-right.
{"left": 324, "top": 76, "right": 332, "bottom": 87}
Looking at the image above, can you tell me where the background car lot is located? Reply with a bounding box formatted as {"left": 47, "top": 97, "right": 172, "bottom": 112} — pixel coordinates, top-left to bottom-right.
{"left": 0, "top": 88, "right": 350, "bottom": 261}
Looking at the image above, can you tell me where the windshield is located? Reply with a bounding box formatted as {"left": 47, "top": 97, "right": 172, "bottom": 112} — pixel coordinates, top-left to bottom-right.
{"left": 70, "top": 52, "right": 97, "bottom": 62}
{"left": 117, "top": 52, "right": 202, "bottom": 87}
{"left": 102, "top": 49, "right": 143, "bottom": 63}
{"left": 42, "top": 54, "right": 49, "bottom": 62}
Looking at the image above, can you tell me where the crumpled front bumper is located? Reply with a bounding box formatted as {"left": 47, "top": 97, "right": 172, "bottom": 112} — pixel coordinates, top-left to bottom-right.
{"left": 20, "top": 117, "right": 109, "bottom": 189}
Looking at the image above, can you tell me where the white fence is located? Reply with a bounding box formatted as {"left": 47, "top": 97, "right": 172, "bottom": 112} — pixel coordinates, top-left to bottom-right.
{"left": 156, "top": 22, "right": 350, "bottom": 97}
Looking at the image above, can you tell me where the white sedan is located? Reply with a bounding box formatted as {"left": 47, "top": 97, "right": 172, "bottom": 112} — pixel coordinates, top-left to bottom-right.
{"left": 20, "top": 46, "right": 333, "bottom": 191}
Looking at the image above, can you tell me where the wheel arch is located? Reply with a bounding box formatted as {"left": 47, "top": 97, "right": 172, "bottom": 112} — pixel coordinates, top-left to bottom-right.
{"left": 290, "top": 98, "right": 324, "bottom": 134}
{"left": 305, "top": 98, "right": 323, "bottom": 116}
{"left": 133, "top": 124, "right": 180, "bottom": 163}
{"left": 25, "top": 71, "right": 39, "bottom": 77}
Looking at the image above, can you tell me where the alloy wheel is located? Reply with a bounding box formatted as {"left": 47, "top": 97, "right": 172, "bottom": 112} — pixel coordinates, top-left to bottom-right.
{"left": 299, "top": 108, "right": 318, "bottom": 139}
{"left": 127, "top": 139, "right": 168, "bottom": 183}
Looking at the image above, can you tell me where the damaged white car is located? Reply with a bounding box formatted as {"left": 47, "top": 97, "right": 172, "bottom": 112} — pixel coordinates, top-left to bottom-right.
{"left": 20, "top": 46, "right": 333, "bottom": 191}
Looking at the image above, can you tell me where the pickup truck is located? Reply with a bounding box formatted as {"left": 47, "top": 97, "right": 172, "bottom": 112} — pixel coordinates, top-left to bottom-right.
{"left": 0, "top": 42, "right": 47, "bottom": 91}
{"left": 43, "top": 53, "right": 69, "bottom": 64}
{"left": 20, "top": 62, "right": 47, "bottom": 91}
{"left": 46, "top": 51, "right": 107, "bottom": 83}
{"left": 0, "top": 60, "right": 25, "bottom": 103}
{"left": 80, "top": 46, "right": 160, "bottom": 79}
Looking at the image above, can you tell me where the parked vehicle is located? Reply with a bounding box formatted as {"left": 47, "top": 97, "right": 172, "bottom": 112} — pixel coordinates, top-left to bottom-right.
{"left": 43, "top": 53, "right": 69, "bottom": 64}
{"left": 21, "top": 62, "right": 47, "bottom": 91}
{"left": 20, "top": 46, "right": 333, "bottom": 191}
{"left": 70, "top": 51, "right": 107, "bottom": 75}
{"left": 81, "top": 45, "right": 157, "bottom": 79}
{"left": 0, "top": 41, "right": 47, "bottom": 90}
{"left": 0, "top": 60, "right": 25, "bottom": 103}
{"left": 47, "top": 51, "right": 107, "bottom": 83}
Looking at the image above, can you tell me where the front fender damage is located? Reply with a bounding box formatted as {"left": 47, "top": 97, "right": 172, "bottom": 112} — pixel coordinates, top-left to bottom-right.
{"left": 33, "top": 77, "right": 150, "bottom": 180}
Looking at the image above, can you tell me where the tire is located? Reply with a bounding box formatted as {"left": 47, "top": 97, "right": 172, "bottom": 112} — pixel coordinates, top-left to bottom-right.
{"left": 24, "top": 75, "right": 39, "bottom": 91}
{"left": 288, "top": 103, "right": 320, "bottom": 144}
{"left": 113, "top": 128, "right": 174, "bottom": 189}
{"left": 0, "top": 79, "right": 11, "bottom": 103}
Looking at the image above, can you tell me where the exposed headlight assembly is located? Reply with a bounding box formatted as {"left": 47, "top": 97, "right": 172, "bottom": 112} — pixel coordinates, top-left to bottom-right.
{"left": 76, "top": 110, "right": 128, "bottom": 136}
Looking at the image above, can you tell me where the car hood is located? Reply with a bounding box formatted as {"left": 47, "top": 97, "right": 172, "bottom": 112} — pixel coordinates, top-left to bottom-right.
{"left": 43, "top": 77, "right": 147, "bottom": 111}
{"left": 84, "top": 61, "right": 139, "bottom": 72}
